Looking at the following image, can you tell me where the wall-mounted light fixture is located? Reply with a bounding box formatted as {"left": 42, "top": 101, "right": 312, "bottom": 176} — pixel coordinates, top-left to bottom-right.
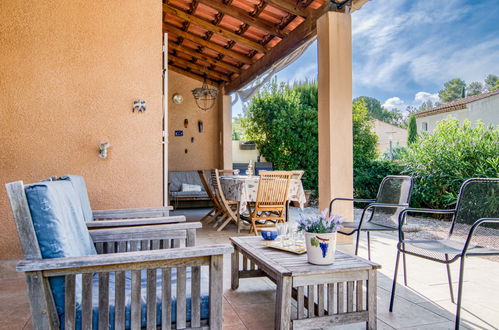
{"left": 132, "top": 100, "right": 146, "bottom": 112}
{"left": 99, "top": 142, "right": 111, "bottom": 159}
{"left": 172, "top": 93, "right": 184, "bottom": 104}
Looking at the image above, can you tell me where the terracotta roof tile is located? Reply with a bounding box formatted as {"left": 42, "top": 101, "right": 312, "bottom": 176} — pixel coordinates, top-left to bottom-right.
{"left": 416, "top": 90, "right": 499, "bottom": 118}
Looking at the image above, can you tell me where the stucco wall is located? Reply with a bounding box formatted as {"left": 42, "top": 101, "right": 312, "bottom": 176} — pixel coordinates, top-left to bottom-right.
{"left": 168, "top": 71, "right": 220, "bottom": 171}
{"left": 416, "top": 94, "right": 499, "bottom": 132}
{"left": 372, "top": 119, "right": 407, "bottom": 154}
{"left": 0, "top": 0, "right": 163, "bottom": 259}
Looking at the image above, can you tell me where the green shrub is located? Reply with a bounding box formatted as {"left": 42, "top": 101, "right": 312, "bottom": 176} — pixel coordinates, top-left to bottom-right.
{"left": 242, "top": 80, "right": 379, "bottom": 194}
{"left": 401, "top": 118, "right": 499, "bottom": 208}
{"left": 353, "top": 160, "right": 404, "bottom": 199}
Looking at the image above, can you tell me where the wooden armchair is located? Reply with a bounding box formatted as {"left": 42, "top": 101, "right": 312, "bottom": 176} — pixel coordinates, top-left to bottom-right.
{"left": 7, "top": 180, "right": 232, "bottom": 330}
{"left": 247, "top": 171, "right": 292, "bottom": 234}
{"left": 59, "top": 175, "right": 183, "bottom": 227}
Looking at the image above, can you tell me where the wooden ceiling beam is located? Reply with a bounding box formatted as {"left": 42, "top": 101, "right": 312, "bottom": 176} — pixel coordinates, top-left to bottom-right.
{"left": 168, "top": 54, "right": 231, "bottom": 81}
{"left": 164, "top": 4, "right": 268, "bottom": 54}
{"left": 168, "top": 41, "right": 242, "bottom": 74}
{"left": 196, "top": 0, "right": 287, "bottom": 38}
{"left": 168, "top": 64, "right": 221, "bottom": 87}
{"left": 225, "top": 2, "right": 332, "bottom": 93}
{"left": 164, "top": 23, "right": 254, "bottom": 65}
{"left": 264, "top": 0, "right": 311, "bottom": 18}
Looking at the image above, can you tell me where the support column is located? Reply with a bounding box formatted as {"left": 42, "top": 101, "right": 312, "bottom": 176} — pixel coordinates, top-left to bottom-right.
{"left": 218, "top": 90, "right": 232, "bottom": 169}
{"left": 317, "top": 11, "right": 353, "bottom": 224}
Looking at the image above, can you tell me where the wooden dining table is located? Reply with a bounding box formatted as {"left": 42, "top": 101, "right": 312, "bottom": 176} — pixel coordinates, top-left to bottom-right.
{"left": 218, "top": 175, "right": 307, "bottom": 214}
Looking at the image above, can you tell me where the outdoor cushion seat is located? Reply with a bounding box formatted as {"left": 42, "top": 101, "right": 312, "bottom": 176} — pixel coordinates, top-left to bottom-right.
{"left": 170, "top": 191, "right": 209, "bottom": 198}
{"left": 25, "top": 181, "right": 97, "bottom": 322}
{"left": 59, "top": 174, "right": 94, "bottom": 222}
{"left": 78, "top": 268, "right": 210, "bottom": 329}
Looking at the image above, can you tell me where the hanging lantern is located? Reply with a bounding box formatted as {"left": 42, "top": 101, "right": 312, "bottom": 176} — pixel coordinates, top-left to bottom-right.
{"left": 192, "top": 76, "right": 219, "bottom": 111}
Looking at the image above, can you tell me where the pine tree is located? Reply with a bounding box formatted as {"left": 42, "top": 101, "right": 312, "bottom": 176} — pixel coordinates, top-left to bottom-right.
{"left": 407, "top": 114, "right": 417, "bottom": 145}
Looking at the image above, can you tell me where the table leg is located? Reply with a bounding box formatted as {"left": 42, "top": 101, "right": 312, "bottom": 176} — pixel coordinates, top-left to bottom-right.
{"left": 231, "top": 246, "right": 240, "bottom": 290}
{"left": 285, "top": 200, "right": 290, "bottom": 222}
{"left": 275, "top": 276, "right": 292, "bottom": 330}
{"left": 367, "top": 270, "right": 377, "bottom": 330}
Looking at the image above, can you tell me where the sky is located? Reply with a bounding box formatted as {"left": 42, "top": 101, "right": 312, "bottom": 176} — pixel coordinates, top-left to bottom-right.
{"left": 232, "top": 0, "right": 499, "bottom": 117}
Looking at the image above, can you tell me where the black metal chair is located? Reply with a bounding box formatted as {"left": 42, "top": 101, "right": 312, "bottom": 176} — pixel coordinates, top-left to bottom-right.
{"left": 329, "top": 175, "right": 414, "bottom": 260}
{"left": 389, "top": 178, "right": 499, "bottom": 329}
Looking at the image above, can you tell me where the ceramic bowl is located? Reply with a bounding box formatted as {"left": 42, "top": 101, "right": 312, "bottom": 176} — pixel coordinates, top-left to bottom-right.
{"left": 260, "top": 230, "right": 278, "bottom": 240}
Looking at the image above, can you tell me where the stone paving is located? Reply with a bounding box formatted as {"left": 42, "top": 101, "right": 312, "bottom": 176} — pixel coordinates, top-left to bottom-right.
{"left": 1, "top": 207, "right": 498, "bottom": 329}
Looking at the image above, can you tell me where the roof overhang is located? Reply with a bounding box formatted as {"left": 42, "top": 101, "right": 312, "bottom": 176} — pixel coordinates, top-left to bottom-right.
{"left": 164, "top": 0, "right": 368, "bottom": 92}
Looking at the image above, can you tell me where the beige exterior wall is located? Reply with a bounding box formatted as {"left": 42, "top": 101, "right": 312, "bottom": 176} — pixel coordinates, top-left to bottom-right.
{"left": 168, "top": 71, "right": 221, "bottom": 171}
{"left": 416, "top": 94, "right": 499, "bottom": 132}
{"left": 372, "top": 120, "right": 407, "bottom": 154}
{"left": 232, "top": 141, "right": 262, "bottom": 163}
{"left": 0, "top": 0, "right": 163, "bottom": 259}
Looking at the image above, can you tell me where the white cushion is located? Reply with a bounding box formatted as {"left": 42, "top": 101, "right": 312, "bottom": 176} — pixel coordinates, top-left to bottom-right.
{"left": 181, "top": 183, "right": 202, "bottom": 192}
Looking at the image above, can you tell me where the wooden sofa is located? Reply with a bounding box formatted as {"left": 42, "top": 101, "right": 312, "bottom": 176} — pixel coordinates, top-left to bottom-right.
{"left": 6, "top": 180, "right": 232, "bottom": 329}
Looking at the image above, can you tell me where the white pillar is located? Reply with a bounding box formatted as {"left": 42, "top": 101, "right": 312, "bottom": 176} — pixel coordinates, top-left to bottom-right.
{"left": 317, "top": 11, "right": 354, "bottom": 226}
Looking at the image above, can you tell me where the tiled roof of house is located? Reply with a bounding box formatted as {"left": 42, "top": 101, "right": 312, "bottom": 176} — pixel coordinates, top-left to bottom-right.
{"left": 415, "top": 89, "right": 499, "bottom": 118}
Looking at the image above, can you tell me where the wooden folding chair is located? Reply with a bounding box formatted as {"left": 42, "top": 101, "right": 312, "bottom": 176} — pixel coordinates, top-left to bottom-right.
{"left": 248, "top": 171, "right": 292, "bottom": 234}
{"left": 291, "top": 170, "right": 305, "bottom": 180}
{"left": 210, "top": 169, "right": 240, "bottom": 232}
{"left": 197, "top": 170, "right": 224, "bottom": 222}
{"left": 218, "top": 169, "right": 239, "bottom": 176}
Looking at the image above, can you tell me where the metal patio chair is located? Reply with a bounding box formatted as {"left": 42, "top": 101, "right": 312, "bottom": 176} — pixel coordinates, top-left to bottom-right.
{"left": 389, "top": 178, "right": 499, "bottom": 329}
{"left": 329, "top": 175, "right": 414, "bottom": 261}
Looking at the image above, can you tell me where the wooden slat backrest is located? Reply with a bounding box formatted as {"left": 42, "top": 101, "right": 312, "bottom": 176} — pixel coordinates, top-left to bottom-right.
{"left": 210, "top": 169, "right": 238, "bottom": 222}
{"left": 198, "top": 170, "right": 221, "bottom": 209}
{"left": 255, "top": 171, "right": 292, "bottom": 209}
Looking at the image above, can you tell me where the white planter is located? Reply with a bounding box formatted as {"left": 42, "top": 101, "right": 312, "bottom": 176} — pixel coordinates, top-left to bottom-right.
{"left": 304, "top": 232, "right": 337, "bottom": 265}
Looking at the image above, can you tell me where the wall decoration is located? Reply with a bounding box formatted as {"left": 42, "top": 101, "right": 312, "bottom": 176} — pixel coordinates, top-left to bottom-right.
{"left": 191, "top": 137, "right": 195, "bottom": 143}
{"left": 172, "top": 93, "right": 183, "bottom": 104}
{"left": 198, "top": 120, "right": 203, "bottom": 133}
{"left": 174, "top": 130, "right": 184, "bottom": 137}
{"left": 185, "top": 148, "right": 188, "bottom": 154}
{"left": 132, "top": 100, "right": 146, "bottom": 112}
{"left": 184, "top": 119, "right": 189, "bottom": 128}
{"left": 98, "top": 142, "right": 111, "bottom": 159}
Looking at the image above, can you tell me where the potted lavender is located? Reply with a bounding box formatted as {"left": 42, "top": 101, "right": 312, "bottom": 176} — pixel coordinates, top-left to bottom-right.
{"left": 296, "top": 209, "right": 344, "bottom": 265}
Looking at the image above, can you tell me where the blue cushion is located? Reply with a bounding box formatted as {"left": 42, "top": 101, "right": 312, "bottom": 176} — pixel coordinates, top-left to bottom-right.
{"left": 67, "top": 268, "right": 210, "bottom": 329}
{"left": 59, "top": 175, "right": 93, "bottom": 222}
{"left": 25, "top": 181, "right": 97, "bottom": 324}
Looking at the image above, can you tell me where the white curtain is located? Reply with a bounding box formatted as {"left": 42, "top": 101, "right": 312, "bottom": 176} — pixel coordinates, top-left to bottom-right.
{"left": 232, "top": 36, "right": 316, "bottom": 109}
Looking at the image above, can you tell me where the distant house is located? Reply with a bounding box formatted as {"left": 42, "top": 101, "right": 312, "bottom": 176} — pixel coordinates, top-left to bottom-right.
{"left": 372, "top": 119, "right": 407, "bottom": 155}
{"left": 415, "top": 90, "right": 499, "bottom": 132}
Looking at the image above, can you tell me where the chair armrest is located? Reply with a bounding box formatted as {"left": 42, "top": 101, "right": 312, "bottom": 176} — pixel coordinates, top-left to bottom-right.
{"left": 397, "top": 208, "right": 456, "bottom": 241}
{"left": 86, "top": 216, "right": 186, "bottom": 229}
{"left": 462, "top": 218, "right": 499, "bottom": 254}
{"left": 16, "top": 244, "right": 233, "bottom": 274}
{"left": 329, "top": 198, "right": 376, "bottom": 213}
{"left": 89, "top": 222, "right": 202, "bottom": 244}
{"left": 92, "top": 206, "right": 172, "bottom": 219}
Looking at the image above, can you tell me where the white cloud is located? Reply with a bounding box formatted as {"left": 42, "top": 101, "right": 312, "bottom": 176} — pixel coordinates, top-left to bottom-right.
{"left": 414, "top": 92, "right": 440, "bottom": 105}
{"left": 351, "top": 0, "right": 499, "bottom": 91}
{"left": 382, "top": 97, "right": 406, "bottom": 110}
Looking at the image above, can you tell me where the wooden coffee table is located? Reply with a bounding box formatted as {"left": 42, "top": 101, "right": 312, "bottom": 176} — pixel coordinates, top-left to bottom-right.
{"left": 230, "top": 236, "right": 381, "bottom": 330}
